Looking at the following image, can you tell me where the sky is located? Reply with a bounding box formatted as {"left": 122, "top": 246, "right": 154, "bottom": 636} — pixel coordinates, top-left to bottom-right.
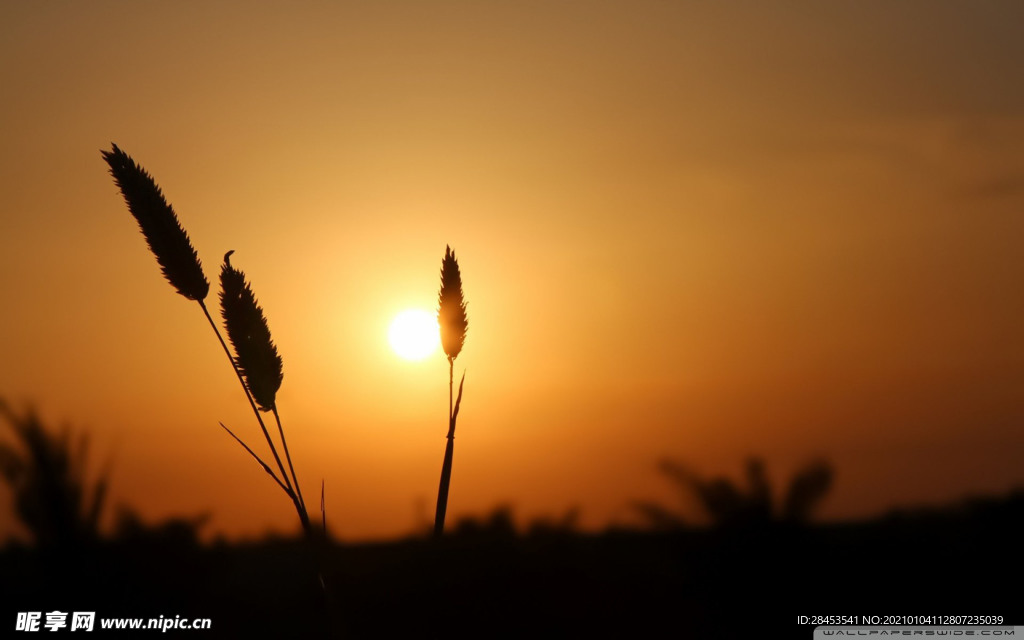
{"left": 1, "top": 0, "right": 1022, "bottom": 542}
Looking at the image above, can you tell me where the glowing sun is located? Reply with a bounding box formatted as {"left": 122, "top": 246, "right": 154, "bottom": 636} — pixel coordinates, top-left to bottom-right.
{"left": 388, "top": 309, "right": 440, "bottom": 360}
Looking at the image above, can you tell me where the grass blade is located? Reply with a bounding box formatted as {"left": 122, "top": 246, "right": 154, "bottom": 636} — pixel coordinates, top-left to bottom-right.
{"left": 219, "top": 422, "right": 290, "bottom": 495}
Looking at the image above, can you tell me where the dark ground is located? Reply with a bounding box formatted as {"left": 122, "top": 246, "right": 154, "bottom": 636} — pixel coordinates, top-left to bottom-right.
{"left": 2, "top": 492, "right": 1020, "bottom": 639}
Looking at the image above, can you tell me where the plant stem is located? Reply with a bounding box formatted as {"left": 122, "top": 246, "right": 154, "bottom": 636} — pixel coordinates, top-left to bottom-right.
{"left": 199, "top": 301, "right": 317, "bottom": 577}
{"left": 270, "top": 407, "right": 309, "bottom": 536}
{"left": 219, "top": 421, "right": 289, "bottom": 494}
{"left": 202, "top": 301, "right": 320, "bottom": 599}
{"left": 273, "top": 406, "right": 309, "bottom": 523}
{"left": 198, "top": 299, "right": 295, "bottom": 498}
{"left": 434, "top": 357, "right": 456, "bottom": 536}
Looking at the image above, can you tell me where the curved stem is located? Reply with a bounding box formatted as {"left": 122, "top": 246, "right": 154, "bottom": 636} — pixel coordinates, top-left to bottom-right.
{"left": 219, "top": 422, "right": 288, "bottom": 494}
{"left": 198, "top": 299, "right": 294, "bottom": 497}
{"left": 196, "top": 303, "right": 323, "bottom": 603}
{"left": 273, "top": 406, "right": 307, "bottom": 516}
{"left": 434, "top": 357, "right": 456, "bottom": 536}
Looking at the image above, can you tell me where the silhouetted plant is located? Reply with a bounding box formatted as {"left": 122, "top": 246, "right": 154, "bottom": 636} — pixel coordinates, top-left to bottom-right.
{"left": 452, "top": 504, "right": 516, "bottom": 540}
{"left": 780, "top": 459, "right": 833, "bottom": 523}
{"left": 102, "top": 145, "right": 313, "bottom": 539}
{"left": 631, "top": 502, "right": 688, "bottom": 531}
{"left": 0, "top": 400, "right": 109, "bottom": 547}
{"left": 101, "top": 145, "right": 209, "bottom": 302}
{"left": 527, "top": 506, "right": 581, "bottom": 538}
{"left": 113, "top": 506, "right": 209, "bottom": 547}
{"left": 219, "top": 251, "right": 309, "bottom": 533}
{"left": 434, "top": 245, "right": 468, "bottom": 536}
{"left": 635, "top": 456, "right": 834, "bottom": 529}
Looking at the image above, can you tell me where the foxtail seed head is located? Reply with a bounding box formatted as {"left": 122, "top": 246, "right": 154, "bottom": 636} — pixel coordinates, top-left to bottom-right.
{"left": 219, "top": 251, "right": 283, "bottom": 412}
{"left": 101, "top": 144, "right": 209, "bottom": 301}
{"left": 437, "top": 245, "right": 468, "bottom": 361}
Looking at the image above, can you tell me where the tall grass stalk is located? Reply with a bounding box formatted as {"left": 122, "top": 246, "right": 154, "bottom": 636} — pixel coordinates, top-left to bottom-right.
{"left": 220, "top": 251, "right": 311, "bottom": 535}
{"left": 101, "top": 144, "right": 312, "bottom": 539}
{"left": 434, "top": 245, "right": 468, "bottom": 536}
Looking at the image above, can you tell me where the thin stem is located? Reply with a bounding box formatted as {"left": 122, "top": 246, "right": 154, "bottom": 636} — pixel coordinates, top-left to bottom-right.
{"left": 434, "top": 357, "right": 456, "bottom": 536}
{"left": 433, "top": 436, "right": 455, "bottom": 537}
{"left": 219, "top": 422, "right": 289, "bottom": 494}
{"left": 273, "top": 406, "right": 307, "bottom": 515}
{"left": 200, "top": 301, "right": 314, "bottom": 572}
{"left": 293, "top": 494, "right": 314, "bottom": 540}
{"left": 270, "top": 409, "right": 312, "bottom": 541}
{"left": 198, "top": 299, "right": 294, "bottom": 497}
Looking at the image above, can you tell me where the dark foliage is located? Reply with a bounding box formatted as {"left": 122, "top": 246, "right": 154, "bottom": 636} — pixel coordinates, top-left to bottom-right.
{"left": 2, "top": 494, "right": 1020, "bottom": 637}
{"left": 0, "top": 401, "right": 108, "bottom": 548}
{"left": 635, "top": 457, "right": 834, "bottom": 530}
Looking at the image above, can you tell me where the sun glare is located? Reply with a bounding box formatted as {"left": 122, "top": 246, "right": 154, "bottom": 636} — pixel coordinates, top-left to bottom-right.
{"left": 388, "top": 309, "right": 440, "bottom": 361}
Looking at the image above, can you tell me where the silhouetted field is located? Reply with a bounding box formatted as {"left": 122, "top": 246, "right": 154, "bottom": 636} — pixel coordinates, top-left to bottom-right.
{"left": 3, "top": 494, "right": 1020, "bottom": 638}
{"left": 2, "top": 401, "right": 1019, "bottom": 636}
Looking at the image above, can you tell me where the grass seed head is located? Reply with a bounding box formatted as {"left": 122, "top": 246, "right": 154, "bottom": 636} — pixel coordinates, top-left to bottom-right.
{"left": 101, "top": 144, "right": 209, "bottom": 301}
{"left": 438, "top": 245, "right": 468, "bottom": 361}
{"left": 219, "top": 251, "right": 283, "bottom": 412}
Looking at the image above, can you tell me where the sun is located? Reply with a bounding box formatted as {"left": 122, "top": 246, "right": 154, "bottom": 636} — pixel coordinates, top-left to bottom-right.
{"left": 388, "top": 309, "right": 440, "bottom": 361}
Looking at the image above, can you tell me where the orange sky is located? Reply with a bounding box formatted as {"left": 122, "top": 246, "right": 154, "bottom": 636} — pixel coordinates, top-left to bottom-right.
{"left": 1, "top": 1, "right": 1023, "bottom": 542}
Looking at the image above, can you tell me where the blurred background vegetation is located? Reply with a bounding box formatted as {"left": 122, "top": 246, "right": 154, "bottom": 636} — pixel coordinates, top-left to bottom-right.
{"left": 2, "top": 399, "right": 1019, "bottom": 637}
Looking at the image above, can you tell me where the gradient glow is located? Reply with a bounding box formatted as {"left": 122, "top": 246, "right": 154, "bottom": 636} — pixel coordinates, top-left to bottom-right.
{"left": 0, "top": 1, "right": 1022, "bottom": 543}
{"left": 388, "top": 309, "right": 439, "bottom": 361}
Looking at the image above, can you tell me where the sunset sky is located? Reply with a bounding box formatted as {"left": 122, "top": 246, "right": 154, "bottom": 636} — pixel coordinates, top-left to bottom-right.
{"left": 1, "top": 1, "right": 1022, "bottom": 542}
